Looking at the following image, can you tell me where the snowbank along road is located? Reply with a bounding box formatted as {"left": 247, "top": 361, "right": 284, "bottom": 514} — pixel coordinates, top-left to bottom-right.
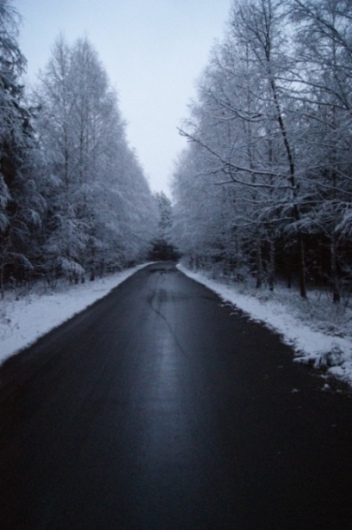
{"left": 1, "top": 261, "right": 352, "bottom": 529}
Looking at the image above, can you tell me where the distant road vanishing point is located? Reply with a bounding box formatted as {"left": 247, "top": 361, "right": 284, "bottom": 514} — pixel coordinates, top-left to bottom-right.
{"left": 1, "top": 262, "right": 352, "bottom": 529}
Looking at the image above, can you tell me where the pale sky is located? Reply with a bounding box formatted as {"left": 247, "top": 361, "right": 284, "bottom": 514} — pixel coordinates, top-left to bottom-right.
{"left": 16, "top": 0, "right": 232, "bottom": 195}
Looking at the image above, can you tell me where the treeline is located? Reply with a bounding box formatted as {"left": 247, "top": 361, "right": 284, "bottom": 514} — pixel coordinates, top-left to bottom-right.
{"left": 0, "top": 1, "right": 157, "bottom": 295}
{"left": 172, "top": 0, "right": 352, "bottom": 301}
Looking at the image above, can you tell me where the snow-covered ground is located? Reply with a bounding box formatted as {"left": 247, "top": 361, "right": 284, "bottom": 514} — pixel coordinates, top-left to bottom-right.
{"left": 178, "top": 265, "right": 352, "bottom": 387}
{"left": 0, "top": 264, "right": 150, "bottom": 366}
{"left": 2, "top": 261, "right": 352, "bottom": 387}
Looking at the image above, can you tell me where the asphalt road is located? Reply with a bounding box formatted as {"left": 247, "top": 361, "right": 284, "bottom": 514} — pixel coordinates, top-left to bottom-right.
{"left": 1, "top": 262, "right": 352, "bottom": 530}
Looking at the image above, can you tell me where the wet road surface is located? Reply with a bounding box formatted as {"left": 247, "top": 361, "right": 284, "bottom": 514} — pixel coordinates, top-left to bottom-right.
{"left": 1, "top": 262, "right": 352, "bottom": 529}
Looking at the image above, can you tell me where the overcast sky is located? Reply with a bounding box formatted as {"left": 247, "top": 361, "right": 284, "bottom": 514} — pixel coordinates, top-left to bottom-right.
{"left": 16, "top": 0, "right": 232, "bottom": 195}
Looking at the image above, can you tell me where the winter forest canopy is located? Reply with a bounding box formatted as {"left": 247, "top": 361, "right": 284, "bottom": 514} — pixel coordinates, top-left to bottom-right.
{"left": 0, "top": 0, "right": 160, "bottom": 294}
{"left": 172, "top": 0, "right": 352, "bottom": 302}
{"left": 1, "top": 0, "right": 352, "bottom": 305}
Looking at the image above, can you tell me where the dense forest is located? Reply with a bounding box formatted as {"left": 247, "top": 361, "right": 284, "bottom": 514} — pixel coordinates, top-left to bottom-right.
{"left": 0, "top": 0, "right": 158, "bottom": 296}
{"left": 2, "top": 0, "right": 352, "bottom": 305}
{"left": 171, "top": 0, "right": 352, "bottom": 302}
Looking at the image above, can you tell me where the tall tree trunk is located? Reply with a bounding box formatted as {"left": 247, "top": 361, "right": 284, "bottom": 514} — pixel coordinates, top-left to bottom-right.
{"left": 330, "top": 233, "right": 340, "bottom": 303}
{"left": 297, "top": 232, "right": 307, "bottom": 299}
{"left": 268, "top": 237, "right": 275, "bottom": 291}
{"left": 256, "top": 240, "right": 263, "bottom": 288}
{"left": 0, "top": 263, "right": 4, "bottom": 300}
{"left": 271, "top": 79, "right": 307, "bottom": 298}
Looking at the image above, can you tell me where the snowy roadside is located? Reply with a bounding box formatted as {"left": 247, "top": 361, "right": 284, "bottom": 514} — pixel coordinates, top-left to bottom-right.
{"left": 0, "top": 263, "right": 150, "bottom": 366}
{"left": 2, "top": 262, "right": 352, "bottom": 387}
{"left": 178, "top": 264, "right": 352, "bottom": 387}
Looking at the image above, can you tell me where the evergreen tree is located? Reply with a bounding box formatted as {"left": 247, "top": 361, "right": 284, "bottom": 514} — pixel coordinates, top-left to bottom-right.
{"left": 0, "top": 0, "right": 44, "bottom": 295}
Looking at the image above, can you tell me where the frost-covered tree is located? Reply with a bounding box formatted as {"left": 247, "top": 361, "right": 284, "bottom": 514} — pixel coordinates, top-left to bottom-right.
{"left": 150, "top": 192, "right": 176, "bottom": 260}
{"left": 33, "top": 36, "right": 157, "bottom": 281}
{"left": 172, "top": 139, "right": 236, "bottom": 267}
{"left": 172, "top": 0, "right": 352, "bottom": 300}
{"left": 0, "top": 0, "right": 44, "bottom": 295}
{"left": 288, "top": 0, "right": 352, "bottom": 301}
{"left": 177, "top": 0, "right": 303, "bottom": 291}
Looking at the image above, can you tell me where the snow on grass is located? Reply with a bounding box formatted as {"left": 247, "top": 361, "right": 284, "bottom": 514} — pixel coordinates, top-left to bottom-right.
{"left": 0, "top": 263, "right": 150, "bottom": 366}
{"left": 178, "top": 264, "right": 352, "bottom": 386}
{"left": 2, "top": 261, "right": 352, "bottom": 387}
